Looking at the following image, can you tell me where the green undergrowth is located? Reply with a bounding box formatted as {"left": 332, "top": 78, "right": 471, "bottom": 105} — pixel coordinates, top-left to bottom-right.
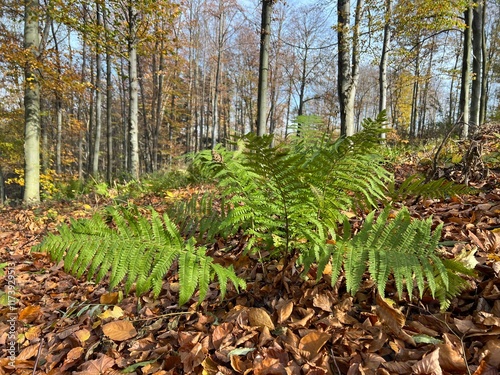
{"left": 34, "top": 112, "right": 476, "bottom": 309}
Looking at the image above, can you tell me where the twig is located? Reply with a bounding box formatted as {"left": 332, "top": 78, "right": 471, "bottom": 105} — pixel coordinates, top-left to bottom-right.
{"left": 132, "top": 311, "right": 193, "bottom": 322}
{"left": 33, "top": 338, "right": 44, "bottom": 375}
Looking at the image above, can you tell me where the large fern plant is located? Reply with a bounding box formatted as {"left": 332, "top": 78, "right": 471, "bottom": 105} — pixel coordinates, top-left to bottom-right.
{"left": 33, "top": 205, "right": 245, "bottom": 305}
{"left": 190, "top": 112, "right": 474, "bottom": 308}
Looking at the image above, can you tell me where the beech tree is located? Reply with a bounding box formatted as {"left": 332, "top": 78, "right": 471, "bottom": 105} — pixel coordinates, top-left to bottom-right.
{"left": 337, "top": 0, "right": 363, "bottom": 136}
{"left": 256, "top": 0, "right": 273, "bottom": 136}
{"left": 23, "top": 0, "right": 41, "bottom": 204}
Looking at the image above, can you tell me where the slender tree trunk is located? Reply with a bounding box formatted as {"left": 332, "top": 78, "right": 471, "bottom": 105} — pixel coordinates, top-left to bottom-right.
{"left": 378, "top": 0, "right": 391, "bottom": 139}
{"left": 337, "top": 0, "right": 363, "bottom": 136}
{"left": 256, "top": 0, "right": 272, "bottom": 136}
{"left": 92, "top": 0, "right": 102, "bottom": 178}
{"left": 104, "top": 4, "right": 113, "bottom": 184}
{"left": 479, "top": 0, "right": 488, "bottom": 125}
{"left": 448, "top": 50, "right": 460, "bottom": 123}
{"left": 50, "top": 19, "right": 63, "bottom": 174}
{"left": 212, "top": 6, "right": 224, "bottom": 149}
{"left": 460, "top": 5, "right": 473, "bottom": 139}
{"left": 78, "top": 12, "right": 88, "bottom": 182}
{"left": 23, "top": 0, "right": 41, "bottom": 204}
{"left": 87, "top": 56, "right": 95, "bottom": 174}
{"left": 470, "top": 1, "right": 483, "bottom": 130}
{"left": 128, "top": 2, "right": 139, "bottom": 179}
{"left": 119, "top": 57, "right": 128, "bottom": 172}
{"left": 410, "top": 41, "right": 420, "bottom": 138}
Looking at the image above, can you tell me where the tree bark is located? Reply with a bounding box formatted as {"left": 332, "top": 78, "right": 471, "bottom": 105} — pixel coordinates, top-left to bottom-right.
{"left": 470, "top": 1, "right": 483, "bottom": 130}
{"left": 128, "top": 2, "right": 139, "bottom": 180}
{"left": 459, "top": 5, "right": 473, "bottom": 139}
{"left": 378, "top": 0, "right": 391, "bottom": 139}
{"left": 104, "top": 3, "right": 113, "bottom": 184}
{"left": 23, "top": 0, "right": 41, "bottom": 204}
{"left": 92, "top": 0, "right": 102, "bottom": 178}
{"left": 257, "top": 0, "right": 272, "bottom": 136}
{"left": 337, "top": 0, "right": 362, "bottom": 136}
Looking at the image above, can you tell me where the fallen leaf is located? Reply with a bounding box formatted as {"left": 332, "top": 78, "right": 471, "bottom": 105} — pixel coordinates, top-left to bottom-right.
{"left": 102, "top": 320, "right": 137, "bottom": 341}
{"left": 73, "top": 354, "right": 115, "bottom": 375}
{"left": 18, "top": 305, "right": 40, "bottom": 323}
{"left": 276, "top": 300, "right": 294, "bottom": 323}
{"left": 299, "top": 331, "right": 331, "bottom": 360}
{"left": 411, "top": 348, "right": 442, "bottom": 375}
{"left": 98, "top": 305, "right": 124, "bottom": 320}
{"left": 248, "top": 308, "right": 275, "bottom": 330}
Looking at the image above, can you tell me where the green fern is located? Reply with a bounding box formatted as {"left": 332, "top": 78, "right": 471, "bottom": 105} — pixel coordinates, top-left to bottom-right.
{"left": 389, "top": 174, "right": 475, "bottom": 201}
{"left": 192, "top": 112, "right": 473, "bottom": 309}
{"left": 309, "top": 207, "right": 474, "bottom": 309}
{"left": 33, "top": 205, "right": 245, "bottom": 305}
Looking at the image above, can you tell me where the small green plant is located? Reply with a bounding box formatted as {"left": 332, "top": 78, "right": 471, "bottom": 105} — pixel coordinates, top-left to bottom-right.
{"left": 33, "top": 205, "right": 245, "bottom": 305}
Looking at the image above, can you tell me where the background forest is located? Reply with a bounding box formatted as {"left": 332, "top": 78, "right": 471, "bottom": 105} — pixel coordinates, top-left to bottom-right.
{"left": 3, "top": 1, "right": 500, "bottom": 373}
{"left": 0, "top": 0, "right": 499, "bottom": 204}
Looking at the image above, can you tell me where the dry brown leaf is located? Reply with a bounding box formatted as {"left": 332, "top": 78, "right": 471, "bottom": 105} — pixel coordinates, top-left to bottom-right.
{"left": 298, "top": 331, "right": 331, "bottom": 360}
{"left": 411, "top": 348, "right": 442, "bottom": 375}
{"left": 288, "top": 309, "right": 315, "bottom": 329}
{"left": 99, "top": 291, "right": 121, "bottom": 304}
{"left": 276, "top": 300, "right": 294, "bottom": 323}
{"left": 248, "top": 308, "right": 275, "bottom": 330}
{"left": 18, "top": 305, "right": 40, "bottom": 323}
{"left": 17, "top": 343, "right": 40, "bottom": 360}
{"left": 74, "top": 328, "right": 91, "bottom": 344}
{"left": 98, "top": 305, "right": 124, "bottom": 320}
{"left": 73, "top": 354, "right": 115, "bottom": 375}
{"left": 212, "top": 323, "right": 234, "bottom": 350}
{"left": 24, "top": 325, "right": 42, "bottom": 341}
{"left": 479, "top": 339, "right": 500, "bottom": 368}
{"left": 437, "top": 333, "right": 467, "bottom": 373}
{"left": 230, "top": 354, "right": 252, "bottom": 374}
{"left": 60, "top": 347, "right": 85, "bottom": 371}
{"left": 102, "top": 320, "right": 137, "bottom": 341}
{"left": 202, "top": 356, "right": 220, "bottom": 375}
{"left": 312, "top": 292, "right": 334, "bottom": 312}
{"left": 375, "top": 293, "right": 415, "bottom": 346}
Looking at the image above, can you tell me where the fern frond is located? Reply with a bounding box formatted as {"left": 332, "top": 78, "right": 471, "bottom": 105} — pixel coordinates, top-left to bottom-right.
{"left": 339, "top": 207, "right": 473, "bottom": 308}
{"left": 389, "top": 174, "right": 475, "bottom": 201}
{"left": 33, "top": 205, "right": 245, "bottom": 305}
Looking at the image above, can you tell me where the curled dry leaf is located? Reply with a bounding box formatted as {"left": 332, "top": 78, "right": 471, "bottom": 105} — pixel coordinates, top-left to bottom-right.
{"left": 299, "top": 331, "right": 331, "bottom": 360}
{"left": 479, "top": 339, "right": 500, "bottom": 369}
{"left": 74, "top": 328, "right": 91, "bottom": 344}
{"left": 98, "top": 305, "right": 124, "bottom": 320}
{"left": 276, "top": 300, "right": 294, "bottom": 324}
{"left": 73, "top": 354, "right": 115, "bottom": 375}
{"left": 18, "top": 305, "right": 41, "bottom": 323}
{"left": 248, "top": 307, "right": 275, "bottom": 330}
{"left": 411, "top": 348, "right": 442, "bottom": 375}
{"left": 437, "top": 333, "right": 467, "bottom": 373}
{"left": 102, "top": 320, "right": 137, "bottom": 341}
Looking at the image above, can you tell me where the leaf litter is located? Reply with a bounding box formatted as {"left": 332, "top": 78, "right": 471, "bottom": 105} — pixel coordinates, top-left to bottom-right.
{"left": 1, "top": 134, "right": 500, "bottom": 374}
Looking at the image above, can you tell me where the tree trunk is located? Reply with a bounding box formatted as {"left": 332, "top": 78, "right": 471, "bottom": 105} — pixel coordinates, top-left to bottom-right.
{"left": 23, "top": 0, "right": 41, "bottom": 204}
{"left": 459, "top": 5, "right": 473, "bottom": 139}
{"left": 378, "top": 0, "right": 391, "bottom": 139}
{"left": 92, "top": 0, "right": 102, "bottom": 178}
{"left": 257, "top": 0, "right": 272, "bottom": 136}
{"left": 128, "top": 2, "right": 139, "bottom": 180}
{"left": 470, "top": 1, "right": 483, "bottom": 130}
{"left": 337, "top": 0, "right": 362, "bottom": 137}
{"left": 479, "top": 0, "right": 488, "bottom": 125}
{"left": 104, "top": 3, "right": 113, "bottom": 184}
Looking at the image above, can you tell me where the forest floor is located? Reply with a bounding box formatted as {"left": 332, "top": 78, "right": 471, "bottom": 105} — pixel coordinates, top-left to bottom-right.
{"left": 1, "top": 130, "right": 500, "bottom": 375}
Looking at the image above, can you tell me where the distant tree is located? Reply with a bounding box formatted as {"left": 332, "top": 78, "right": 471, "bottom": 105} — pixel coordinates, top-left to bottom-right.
{"left": 337, "top": 0, "right": 363, "bottom": 136}
{"left": 23, "top": 0, "right": 40, "bottom": 204}
{"left": 256, "top": 0, "right": 273, "bottom": 136}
